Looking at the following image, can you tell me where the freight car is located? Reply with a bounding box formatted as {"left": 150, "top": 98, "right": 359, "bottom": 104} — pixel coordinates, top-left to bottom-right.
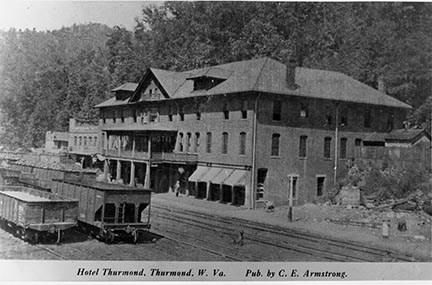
{"left": 51, "top": 178, "right": 151, "bottom": 243}
{"left": 0, "top": 186, "right": 79, "bottom": 244}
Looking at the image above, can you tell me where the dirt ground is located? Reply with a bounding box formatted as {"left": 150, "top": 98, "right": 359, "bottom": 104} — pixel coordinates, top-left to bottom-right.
{"left": 152, "top": 193, "right": 432, "bottom": 261}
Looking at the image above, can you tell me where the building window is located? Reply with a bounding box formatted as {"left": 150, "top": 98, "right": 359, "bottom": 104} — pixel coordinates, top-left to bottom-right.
{"left": 178, "top": 133, "right": 184, "bottom": 152}
{"left": 241, "top": 101, "right": 248, "bottom": 119}
{"left": 136, "top": 136, "right": 149, "bottom": 152}
{"left": 196, "top": 104, "right": 201, "bottom": 120}
{"left": 288, "top": 176, "right": 298, "bottom": 199}
{"left": 272, "top": 100, "right": 282, "bottom": 121}
{"left": 89, "top": 137, "right": 93, "bottom": 146}
{"left": 257, "top": 168, "right": 268, "bottom": 200}
{"left": 94, "top": 136, "right": 98, "bottom": 146}
{"left": 324, "top": 137, "right": 331, "bottom": 158}
{"left": 340, "top": 111, "right": 348, "bottom": 126}
{"left": 364, "top": 109, "right": 371, "bottom": 128}
{"left": 149, "top": 107, "right": 158, "bottom": 123}
{"left": 387, "top": 112, "right": 394, "bottom": 131}
{"left": 271, "top": 133, "right": 280, "bottom": 157}
{"left": 223, "top": 102, "right": 229, "bottom": 120}
{"left": 101, "top": 110, "right": 106, "bottom": 124}
{"left": 355, "top": 138, "right": 362, "bottom": 146}
{"left": 206, "top": 132, "right": 212, "bottom": 153}
{"left": 84, "top": 136, "right": 87, "bottom": 146}
{"left": 317, "top": 176, "right": 325, "bottom": 196}
{"left": 74, "top": 136, "right": 77, "bottom": 146}
{"left": 186, "top": 133, "right": 192, "bottom": 152}
{"left": 120, "top": 110, "right": 124, "bottom": 123}
{"left": 340, "top": 138, "right": 347, "bottom": 159}
{"left": 239, "top": 132, "right": 246, "bottom": 155}
{"left": 168, "top": 106, "right": 173, "bottom": 122}
{"left": 325, "top": 115, "right": 332, "bottom": 126}
{"left": 300, "top": 103, "right": 308, "bottom": 118}
{"left": 299, "top": 136, "right": 307, "bottom": 158}
{"left": 179, "top": 105, "right": 184, "bottom": 121}
{"left": 133, "top": 109, "right": 137, "bottom": 123}
{"left": 195, "top": 132, "right": 200, "bottom": 153}
{"left": 222, "top": 132, "right": 228, "bottom": 154}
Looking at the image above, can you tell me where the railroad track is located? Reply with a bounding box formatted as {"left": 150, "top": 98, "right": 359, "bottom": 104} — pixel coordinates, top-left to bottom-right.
{"left": 29, "top": 228, "right": 94, "bottom": 260}
{"left": 152, "top": 208, "right": 347, "bottom": 261}
{"left": 151, "top": 205, "right": 420, "bottom": 262}
{"left": 32, "top": 243, "right": 69, "bottom": 260}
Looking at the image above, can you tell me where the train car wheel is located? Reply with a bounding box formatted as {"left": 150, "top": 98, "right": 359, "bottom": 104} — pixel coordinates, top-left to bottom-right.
{"left": 109, "top": 231, "right": 115, "bottom": 244}
{"left": 56, "top": 229, "right": 61, "bottom": 244}
{"left": 29, "top": 232, "right": 39, "bottom": 245}
{"left": 132, "top": 230, "right": 138, "bottom": 244}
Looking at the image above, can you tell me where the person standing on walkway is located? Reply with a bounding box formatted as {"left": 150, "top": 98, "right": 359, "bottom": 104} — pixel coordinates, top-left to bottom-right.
{"left": 174, "top": 181, "right": 180, "bottom": 197}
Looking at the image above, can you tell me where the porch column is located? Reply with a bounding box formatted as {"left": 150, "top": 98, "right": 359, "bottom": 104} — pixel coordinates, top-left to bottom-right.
{"left": 144, "top": 135, "right": 151, "bottom": 188}
{"left": 219, "top": 184, "right": 223, "bottom": 202}
{"left": 130, "top": 161, "right": 135, "bottom": 186}
{"left": 103, "top": 159, "right": 109, "bottom": 181}
{"left": 231, "top": 186, "right": 235, "bottom": 204}
{"left": 185, "top": 168, "right": 190, "bottom": 196}
{"left": 144, "top": 162, "right": 151, "bottom": 188}
{"left": 244, "top": 183, "right": 251, "bottom": 208}
{"left": 205, "top": 182, "right": 210, "bottom": 200}
{"left": 132, "top": 136, "right": 136, "bottom": 158}
{"left": 116, "top": 160, "right": 121, "bottom": 181}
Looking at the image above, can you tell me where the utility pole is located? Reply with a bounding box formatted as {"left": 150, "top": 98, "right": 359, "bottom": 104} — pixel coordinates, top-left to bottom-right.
{"left": 334, "top": 103, "right": 340, "bottom": 185}
{"left": 288, "top": 176, "right": 293, "bottom": 222}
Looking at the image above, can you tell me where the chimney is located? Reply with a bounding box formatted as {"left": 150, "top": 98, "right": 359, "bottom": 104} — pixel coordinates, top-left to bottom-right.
{"left": 280, "top": 49, "right": 297, "bottom": 89}
{"left": 378, "top": 75, "right": 386, "bottom": 94}
{"left": 286, "top": 57, "right": 297, "bottom": 89}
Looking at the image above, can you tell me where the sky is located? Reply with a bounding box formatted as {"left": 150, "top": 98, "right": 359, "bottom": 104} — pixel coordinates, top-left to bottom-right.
{"left": 0, "top": 1, "right": 162, "bottom": 31}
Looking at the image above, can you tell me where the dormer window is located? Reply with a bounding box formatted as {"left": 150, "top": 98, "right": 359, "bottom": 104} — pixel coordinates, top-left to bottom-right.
{"left": 192, "top": 77, "right": 224, "bottom": 91}
{"left": 187, "top": 67, "right": 231, "bottom": 91}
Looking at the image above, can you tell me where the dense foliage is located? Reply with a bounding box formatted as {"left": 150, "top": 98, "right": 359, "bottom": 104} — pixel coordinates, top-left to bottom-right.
{"left": 0, "top": 2, "right": 431, "bottom": 148}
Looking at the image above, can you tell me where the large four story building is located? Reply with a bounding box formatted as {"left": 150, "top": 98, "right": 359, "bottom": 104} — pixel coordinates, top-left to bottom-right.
{"left": 95, "top": 57, "right": 410, "bottom": 208}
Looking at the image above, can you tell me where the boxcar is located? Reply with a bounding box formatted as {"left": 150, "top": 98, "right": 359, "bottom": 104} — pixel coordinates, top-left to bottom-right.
{"left": 51, "top": 178, "right": 151, "bottom": 243}
{"left": 0, "top": 186, "right": 79, "bottom": 243}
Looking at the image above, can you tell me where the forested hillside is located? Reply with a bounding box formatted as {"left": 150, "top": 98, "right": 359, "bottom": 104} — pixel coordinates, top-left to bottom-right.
{"left": 0, "top": 2, "right": 431, "bottom": 148}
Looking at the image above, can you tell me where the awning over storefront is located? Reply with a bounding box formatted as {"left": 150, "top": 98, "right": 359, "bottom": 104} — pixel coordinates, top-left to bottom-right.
{"left": 188, "top": 166, "right": 210, "bottom": 182}
{"left": 211, "top": 168, "right": 235, "bottom": 184}
{"left": 189, "top": 166, "right": 248, "bottom": 186}
{"left": 224, "top": 170, "right": 248, "bottom": 186}
{"left": 200, "top": 167, "right": 223, "bottom": 182}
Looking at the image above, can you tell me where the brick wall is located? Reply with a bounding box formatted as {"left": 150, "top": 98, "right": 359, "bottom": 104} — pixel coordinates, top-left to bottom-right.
{"left": 254, "top": 95, "right": 407, "bottom": 206}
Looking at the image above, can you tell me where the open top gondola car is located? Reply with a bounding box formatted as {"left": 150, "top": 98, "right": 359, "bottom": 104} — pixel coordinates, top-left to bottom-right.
{"left": 51, "top": 178, "right": 152, "bottom": 243}
{"left": 0, "top": 185, "right": 79, "bottom": 243}
{"left": 0, "top": 167, "right": 22, "bottom": 185}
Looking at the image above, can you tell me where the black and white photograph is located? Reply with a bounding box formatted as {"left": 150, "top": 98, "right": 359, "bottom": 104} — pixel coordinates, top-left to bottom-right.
{"left": 0, "top": 0, "right": 431, "bottom": 281}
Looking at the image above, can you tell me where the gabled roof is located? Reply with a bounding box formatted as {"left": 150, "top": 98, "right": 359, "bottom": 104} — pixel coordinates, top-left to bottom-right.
{"left": 186, "top": 67, "right": 233, "bottom": 80}
{"left": 110, "top": 83, "right": 138, "bottom": 92}
{"left": 96, "top": 57, "right": 411, "bottom": 109}
{"left": 94, "top": 97, "right": 129, "bottom": 108}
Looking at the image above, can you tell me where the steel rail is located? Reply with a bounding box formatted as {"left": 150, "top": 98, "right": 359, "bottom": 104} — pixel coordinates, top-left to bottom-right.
{"left": 153, "top": 208, "right": 352, "bottom": 262}
{"left": 152, "top": 204, "right": 418, "bottom": 262}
